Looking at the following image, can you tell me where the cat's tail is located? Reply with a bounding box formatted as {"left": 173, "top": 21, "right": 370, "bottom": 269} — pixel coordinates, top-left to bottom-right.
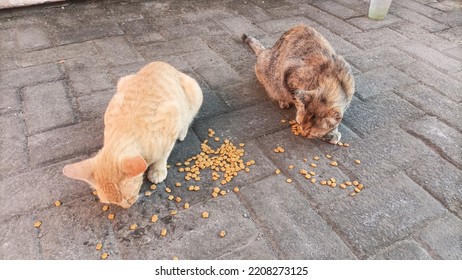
{"left": 242, "top": 34, "right": 265, "bottom": 56}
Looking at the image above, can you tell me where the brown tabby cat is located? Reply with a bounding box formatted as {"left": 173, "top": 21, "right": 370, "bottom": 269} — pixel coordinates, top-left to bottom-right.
{"left": 243, "top": 24, "right": 355, "bottom": 144}
{"left": 63, "top": 61, "right": 203, "bottom": 208}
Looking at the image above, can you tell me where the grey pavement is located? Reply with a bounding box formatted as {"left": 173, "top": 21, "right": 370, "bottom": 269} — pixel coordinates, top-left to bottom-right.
{"left": 0, "top": 0, "right": 461, "bottom": 260}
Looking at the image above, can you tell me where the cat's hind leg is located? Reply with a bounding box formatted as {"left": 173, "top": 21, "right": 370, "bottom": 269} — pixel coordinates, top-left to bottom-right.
{"left": 147, "top": 142, "right": 175, "bottom": 184}
{"left": 320, "top": 127, "right": 341, "bottom": 144}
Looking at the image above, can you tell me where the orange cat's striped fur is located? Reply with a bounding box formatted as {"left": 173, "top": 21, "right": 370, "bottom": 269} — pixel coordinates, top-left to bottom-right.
{"left": 63, "top": 61, "right": 203, "bottom": 208}
{"left": 244, "top": 24, "right": 355, "bottom": 143}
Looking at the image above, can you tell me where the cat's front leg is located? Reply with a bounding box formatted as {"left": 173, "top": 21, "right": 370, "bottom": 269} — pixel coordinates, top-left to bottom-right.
{"left": 320, "top": 127, "right": 341, "bottom": 144}
{"left": 278, "top": 100, "right": 291, "bottom": 109}
{"left": 178, "top": 127, "right": 188, "bottom": 141}
{"left": 147, "top": 143, "right": 175, "bottom": 183}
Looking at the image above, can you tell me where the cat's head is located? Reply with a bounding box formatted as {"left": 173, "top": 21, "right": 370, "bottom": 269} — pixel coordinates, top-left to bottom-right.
{"left": 62, "top": 154, "right": 147, "bottom": 208}
{"left": 293, "top": 89, "right": 343, "bottom": 139}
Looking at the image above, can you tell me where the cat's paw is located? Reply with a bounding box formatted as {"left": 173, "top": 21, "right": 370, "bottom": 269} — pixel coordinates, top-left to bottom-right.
{"left": 147, "top": 167, "right": 168, "bottom": 184}
{"left": 278, "top": 100, "right": 291, "bottom": 109}
{"left": 178, "top": 129, "right": 188, "bottom": 141}
{"left": 321, "top": 131, "right": 341, "bottom": 145}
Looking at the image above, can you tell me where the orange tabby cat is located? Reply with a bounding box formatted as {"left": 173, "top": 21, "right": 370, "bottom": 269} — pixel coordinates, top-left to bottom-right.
{"left": 63, "top": 61, "right": 203, "bottom": 208}
{"left": 244, "top": 24, "right": 355, "bottom": 144}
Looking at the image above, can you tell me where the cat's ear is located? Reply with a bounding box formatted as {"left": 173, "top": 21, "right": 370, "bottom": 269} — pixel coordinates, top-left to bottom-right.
{"left": 121, "top": 156, "right": 147, "bottom": 177}
{"left": 326, "top": 109, "right": 343, "bottom": 126}
{"left": 62, "top": 158, "right": 94, "bottom": 183}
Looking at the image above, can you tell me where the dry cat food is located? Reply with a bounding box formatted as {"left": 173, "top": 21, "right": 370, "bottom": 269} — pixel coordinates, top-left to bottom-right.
{"left": 107, "top": 213, "right": 115, "bottom": 220}
{"left": 130, "top": 224, "right": 138, "bottom": 230}
{"left": 151, "top": 215, "right": 158, "bottom": 223}
{"left": 176, "top": 131, "right": 252, "bottom": 185}
{"left": 168, "top": 195, "right": 174, "bottom": 201}
{"left": 201, "top": 211, "right": 209, "bottom": 218}
{"left": 54, "top": 200, "right": 61, "bottom": 207}
{"left": 95, "top": 243, "right": 103, "bottom": 251}
{"left": 102, "top": 205, "right": 109, "bottom": 211}
{"left": 101, "top": 252, "right": 108, "bottom": 260}
{"left": 233, "top": 187, "right": 239, "bottom": 193}
{"left": 170, "top": 210, "right": 177, "bottom": 215}
{"left": 354, "top": 159, "right": 361, "bottom": 164}
{"left": 273, "top": 146, "right": 285, "bottom": 153}
{"left": 219, "top": 230, "right": 227, "bottom": 238}
{"left": 144, "top": 191, "right": 152, "bottom": 197}
{"left": 184, "top": 203, "right": 190, "bottom": 209}
{"left": 33, "top": 221, "right": 42, "bottom": 228}
{"left": 160, "top": 228, "right": 167, "bottom": 237}
{"left": 275, "top": 169, "right": 281, "bottom": 174}
{"left": 286, "top": 178, "right": 293, "bottom": 183}
{"left": 150, "top": 184, "right": 157, "bottom": 190}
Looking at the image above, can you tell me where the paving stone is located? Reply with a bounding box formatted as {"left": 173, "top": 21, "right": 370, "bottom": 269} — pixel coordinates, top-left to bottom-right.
{"left": 394, "top": 0, "right": 444, "bottom": 18}
{"left": 0, "top": 114, "right": 27, "bottom": 179}
{"left": 248, "top": 0, "right": 291, "bottom": 10}
{"left": 330, "top": 0, "right": 369, "bottom": 14}
{"left": 19, "top": 41, "right": 99, "bottom": 67}
{"left": 406, "top": 156, "right": 462, "bottom": 219}
{"left": 442, "top": 47, "right": 462, "bottom": 61}
{"left": 343, "top": 94, "right": 424, "bottom": 137}
{"left": 314, "top": 25, "right": 360, "bottom": 56}
{"left": 0, "top": 63, "right": 63, "bottom": 89}
{"left": 398, "top": 41, "right": 461, "bottom": 74}
{"left": 220, "top": 15, "right": 267, "bottom": 38}
{"left": 344, "top": 28, "right": 409, "bottom": 50}
{"left": 195, "top": 87, "right": 230, "bottom": 120}
{"left": 77, "top": 89, "right": 114, "bottom": 121}
{"left": 430, "top": 10, "right": 462, "bottom": 27}
{"left": 256, "top": 128, "right": 355, "bottom": 207}
{"left": 182, "top": 49, "right": 241, "bottom": 89}
{"left": 344, "top": 46, "right": 414, "bottom": 72}
{"left": 0, "top": 55, "right": 18, "bottom": 72}
{"left": 256, "top": 16, "right": 318, "bottom": 35}
{"left": 395, "top": 84, "right": 462, "bottom": 132}
{"left": 396, "top": 61, "right": 462, "bottom": 103}
{"left": 161, "top": 20, "right": 227, "bottom": 40}
{"left": 65, "top": 56, "right": 115, "bottom": 96}
{"left": 346, "top": 15, "right": 404, "bottom": 31}
{"left": 0, "top": 157, "right": 92, "bottom": 220}
{"left": 418, "top": 214, "right": 462, "bottom": 259}
{"left": 369, "top": 240, "right": 432, "bottom": 260}
{"left": 240, "top": 175, "right": 356, "bottom": 259}
{"left": 28, "top": 118, "right": 104, "bottom": 168}
{"left": 53, "top": 20, "right": 124, "bottom": 45}
{"left": 0, "top": 215, "right": 41, "bottom": 259}
{"left": 118, "top": 18, "right": 162, "bottom": 35}
{"left": 114, "top": 193, "right": 266, "bottom": 259}
{"left": 436, "top": 26, "right": 462, "bottom": 45}
{"left": 22, "top": 81, "right": 75, "bottom": 134}
{"left": 354, "top": 66, "right": 417, "bottom": 99}
{"left": 125, "top": 31, "right": 164, "bottom": 45}
{"left": 310, "top": 0, "right": 363, "bottom": 19}
{"left": 93, "top": 36, "right": 144, "bottom": 66}
{"left": 301, "top": 4, "right": 363, "bottom": 35}
{"left": 403, "top": 116, "right": 462, "bottom": 168}
{"left": 179, "top": 8, "right": 236, "bottom": 23}
{"left": 319, "top": 172, "right": 446, "bottom": 257}
{"left": 217, "top": 81, "right": 268, "bottom": 110}
{"left": 200, "top": 34, "right": 256, "bottom": 77}
{"left": 227, "top": 0, "right": 272, "bottom": 23}
{"left": 136, "top": 36, "right": 210, "bottom": 59}
{"left": 0, "top": 87, "right": 20, "bottom": 115}
{"left": 38, "top": 195, "right": 121, "bottom": 260}
{"left": 428, "top": 0, "right": 461, "bottom": 12}
{"left": 0, "top": 29, "right": 15, "bottom": 54}
{"left": 389, "top": 5, "right": 448, "bottom": 32}
{"left": 216, "top": 237, "right": 277, "bottom": 259}
{"left": 14, "top": 26, "right": 51, "bottom": 51}
{"left": 193, "top": 102, "right": 286, "bottom": 142}
{"left": 390, "top": 23, "right": 458, "bottom": 51}
{"left": 331, "top": 126, "right": 437, "bottom": 183}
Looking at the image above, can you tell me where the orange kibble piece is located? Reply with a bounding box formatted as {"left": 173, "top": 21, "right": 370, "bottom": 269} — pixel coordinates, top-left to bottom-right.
{"left": 107, "top": 213, "right": 115, "bottom": 220}
{"left": 33, "top": 221, "right": 42, "bottom": 228}
{"left": 102, "top": 205, "right": 109, "bottom": 211}
{"left": 168, "top": 195, "right": 174, "bottom": 201}
{"left": 54, "top": 200, "right": 61, "bottom": 207}
{"left": 320, "top": 180, "right": 327, "bottom": 185}
{"left": 219, "top": 230, "right": 227, "bottom": 238}
{"left": 201, "top": 211, "right": 209, "bottom": 218}
{"left": 339, "top": 184, "right": 347, "bottom": 189}
{"left": 300, "top": 169, "right": 308, "bottom": 175}
{"left": 233, "top": 187, "right": 239, "bottom": 193}
{"left": 129, "top": 224, "right": 138, "bottom": 230}
{"left": 150, "top": 184, "right": 157, "bottom": 190}
{"left": 184, "top": 203, "right": 190, "bottom": 209}
{"left": 145, "top": 191, "right": 152, "bottom": 197}
{"left": 286, "top": 178, "right": 293, "bottom": 183}
{"left": 160, "top": 228, "right": 167, "bottom": 237}
{"left": 288, "top": 165, "right": 294, "bottom": 169}
{"left": 354, "top": 159, "right": 361, "bottom": 164}
{"left": 151, "top": 215, "right": 158, "bottom": 223}
{"left": 175, "top": 196, "right": 182, "bottom": 203}
{"left": 330, "top": 161, "right": 338, "bottom": 166}
{"left": 101, "top": 252, "right": 108, "bottom": 260}
{"left": 95, "top": 243, "right": 103, "bottom": 251}
{"left": 310, "top": 163, "right": 317, "bottom": 168}
{"left": 165, "top": 187, "right": 171, "bottom": 193}
{"left": 170, "top": 210, "right": 177, "bottom": 215}
{"left": 175, "top": 182, "right": 182, "bottom": 187}
{"left": 275, "top": 169, "right": 281, "bottom": 174}
{"left": 353, "top": 181, "right": 359, "bottom": 186}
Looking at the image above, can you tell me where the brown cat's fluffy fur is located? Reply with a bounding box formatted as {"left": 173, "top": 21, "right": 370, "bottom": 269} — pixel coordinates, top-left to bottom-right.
{"left": 244, "top": 24, "right": 355, "bottom": 143}
{"left": 63, "top": 61, "right": 203, "bottom": 208}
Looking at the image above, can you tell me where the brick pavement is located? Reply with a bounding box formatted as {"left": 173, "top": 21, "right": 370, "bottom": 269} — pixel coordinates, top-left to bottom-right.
{"left": 0, "top": 0, "right": 461, "bottom": 260}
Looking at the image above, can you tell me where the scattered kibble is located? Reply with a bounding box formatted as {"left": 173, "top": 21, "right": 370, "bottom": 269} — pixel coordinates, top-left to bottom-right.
{"left": 145, "top": 191, "right": 152, "bottom": 197}
{"left": 340, "top": 184, "right": 347, "bottom": 189}
{"left": 165, "top": 187, "right": 172, "bottom": 193}
{"left": 275, "top": 169, "right": 281, "bottom": 174}
{"left": 108, "top": 213, "right": 115, "bottom": 220}
{"left": 354, "top": 187, "right": 361, "bottom": 193}
{"left": 309, "top": 171, "right": 316, "bottom": 176}
{"left": 130, "top": 224, "right": 138, "bottom": 230}
{"left": 313, "top": 156, "right": 320, "bottom": 161}
{"left": 95, "top": 243, "right": 103, "bottom": 251}
{"left": 325, "top": 154, "right": 332, "bottom": 159}
{"left": 305, "top": 174, "right": 311, "bottom": 179}
{"left": 101, "top": 253, "right": 108, "bottom": 260}
{"left": 320, "top": 180, "right": 327, "bottom": 185}
{"left": 353, "top": 181, "right": 359, "bottom": 186}
{"left": 175, "top": 196, "right": 182, "bottom": 203}
{"left": 310, "top": 163, "right": 317, "bottom": 168}
{"left": 170, "top": 210, "right": 178, "bottom": 215}
{"left": 151, "top": 215, "right": 158, "bottom": 223}
{"left": 54, "top": 200, "right": 61, "bottom": 207}
{"left": 102, "top": 205, "right": 109, "bottom": 211}
{"left": 219, "top": 230, "right": 227, "bottom": 238}
{"left": 288, "top": 165, "right": 294, "bottom": 169}
{"left": 345, "top": 181, "right": 352, "bottom": 186}
{"left": 220, "top": 190, "right": 227, "bottom": 196}
{"left": 173, "top": 256, "right": 179, "bottom": 260}
{"left": 214, "top": 137, "right": 220, "bottom": 142}
{"left": 358, "top": 184, "right": 364, "bottom": 190}
{"left": 273, "top": 146, "right": 285, "bottom": 153}
{"left": 160, "top": 228, "right": 167, "bottom": 237}
{"left": 354, "top": 159, "right": 361, "bottom": 164}
{"left": 286, "top": 178, "right": 293, "bottom": 183}
{"left": 175, "top": 182, "right": 182, "bottom": 187}
{"left": 168, "top": 195, "right": 174, "bottom": 201}
{"left": 343, "top": 143, "right": 350, "bottom": 147}
{"left": 150, "top": 184, "right": 157, "bottom": 190}
{"left": 330, "top": 161, "right": 338, "bottom": 166}
{"left": 184, "top": 203, "right": 190, "bottom": 209}
{"left": 211, "top": 192, "right": 218, "bottom": 198}
{"left": 233, "top": 187, "right": 239, "bottom": 193}
{"left": 350, "top": 192, "right": 356, "bottom": 197}
{"left": 33, "top": 221, "right": 42, "bottom": 228}
{"left": 311, "top": 178, "right": 316, "bottom": 183}
{"left": 299, "top": 169, "right": 308, "bottom": 175}
{"left": 201, "top": 211, "right": 209, "bottom": 218}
